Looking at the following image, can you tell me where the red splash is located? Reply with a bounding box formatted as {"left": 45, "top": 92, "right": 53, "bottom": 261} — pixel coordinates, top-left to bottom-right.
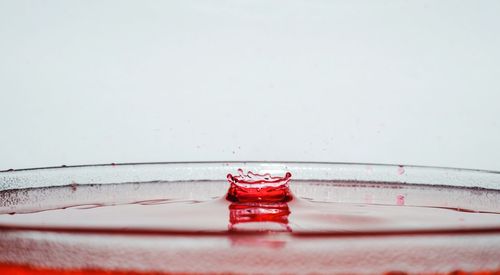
{"left": 226, "top": 169, "right": 292, "bottom": 203}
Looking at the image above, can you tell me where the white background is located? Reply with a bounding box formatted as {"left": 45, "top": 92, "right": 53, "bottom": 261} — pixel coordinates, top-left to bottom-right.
{"left": 1, "top": 0, "right": 499, "bottom": 171}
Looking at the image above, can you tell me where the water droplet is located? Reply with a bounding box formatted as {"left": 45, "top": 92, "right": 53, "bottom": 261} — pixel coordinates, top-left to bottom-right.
{"left": 398, "top": 165, "right": 405, "bottom": 175}
{"left": 396, "top": 194, "right": 405, "bottom": 206}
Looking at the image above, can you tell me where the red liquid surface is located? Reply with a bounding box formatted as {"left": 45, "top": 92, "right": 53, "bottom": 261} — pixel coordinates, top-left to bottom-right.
{"left": 0, "top": 263, "right": 499, "bottom": 275}
{"left": 1, "top": 174, "right": 500, "bottom": 274}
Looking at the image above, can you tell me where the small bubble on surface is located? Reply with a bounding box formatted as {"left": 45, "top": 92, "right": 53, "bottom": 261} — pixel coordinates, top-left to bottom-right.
{"left": 70, "top": 182, "right": 78, "bottom": 192}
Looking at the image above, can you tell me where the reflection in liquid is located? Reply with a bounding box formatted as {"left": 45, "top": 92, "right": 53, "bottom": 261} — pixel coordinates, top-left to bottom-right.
{"left": 228, "top": 201, "right": 291, "bottom": 232}
{"left": 228, "top": 201, "right": 291, "bottom": 249}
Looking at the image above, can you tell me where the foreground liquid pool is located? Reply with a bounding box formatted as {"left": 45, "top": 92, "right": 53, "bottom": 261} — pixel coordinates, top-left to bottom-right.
{"left": 1, "top": 162, "right": 499, "bottom": 274}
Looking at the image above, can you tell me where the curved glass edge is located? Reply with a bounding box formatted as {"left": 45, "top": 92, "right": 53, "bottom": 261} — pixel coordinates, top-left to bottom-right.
{"left": 1, "top": 162, "right": 500, "bottom": 192}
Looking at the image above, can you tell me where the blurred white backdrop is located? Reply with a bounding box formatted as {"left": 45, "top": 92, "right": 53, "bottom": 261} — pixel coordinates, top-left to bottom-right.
{"left": 1, "top": 0, "right": 499, "bottom": 171}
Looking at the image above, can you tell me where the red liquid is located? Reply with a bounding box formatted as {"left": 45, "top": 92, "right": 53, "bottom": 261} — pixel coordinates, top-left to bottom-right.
{"left": 1, "top": 172, "right": 500, "bottom": 274}
{"left": 226, "top": 169, "right": 293, "bottom": 203}
{"left": 0, "top": 263, "right": 499, "bottom": 275}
